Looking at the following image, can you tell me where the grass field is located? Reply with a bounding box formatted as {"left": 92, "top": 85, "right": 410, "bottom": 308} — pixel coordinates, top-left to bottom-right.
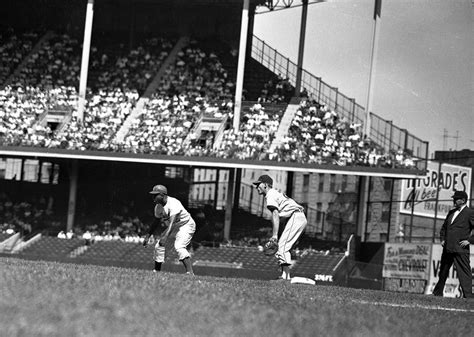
{"left": 0, "top": 257, "right": 472, "bottom": 337}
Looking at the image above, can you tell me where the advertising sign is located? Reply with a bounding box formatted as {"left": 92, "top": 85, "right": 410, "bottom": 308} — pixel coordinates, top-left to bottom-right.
{"left": 384, "top": 278, "right": 426, "bottom": 294}
{"left": 400, "top": 161, "right": 471, "bottom": 219}
{"left": 383, "top": 243, "right": 431, "bottom": 279}
{"left": 424, "top": 244, "right": 474, "bottom": 298}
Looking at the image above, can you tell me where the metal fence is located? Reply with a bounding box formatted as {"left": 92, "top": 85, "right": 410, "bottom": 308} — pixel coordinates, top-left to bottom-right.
{"left": 251, "top": 35, "right": 429, "bottom": 169}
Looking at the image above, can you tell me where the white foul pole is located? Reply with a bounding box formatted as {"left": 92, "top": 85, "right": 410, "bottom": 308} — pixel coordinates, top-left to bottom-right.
{"left": 77, "top": 0, "right": 94, "bottom": 122}
{"left": 233, "top": 0, "right": 250, "bottom": 132}
{"left": 364, "top": 0, "right": 382, "bottom": 139}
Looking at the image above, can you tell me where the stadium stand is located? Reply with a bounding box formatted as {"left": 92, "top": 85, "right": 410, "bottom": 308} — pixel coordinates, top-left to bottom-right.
{"left": 193, "top": 246, "right": 244, "bottom": 264}
{"left": 17, "top": 236, "right": 83, "bottom": 257}
{"left": 274, "top": 99, "right": 416, "bottom": 168}
{"left": 120, "top": 243, "right": 151, "bottom": 263}
{"left": 10, "top": 33, "right": 81, "bottom": 89}
{"left": 290, "top": 251, "right": 346, "bottom": 279}
{"left": 0, "top": 29, "right": 41, "bottom": 85}
{"left": 119, "top": 39, "right": 234, "bottom": 155}
{"left": 87, "top": 34, "right": 174, "bottom": 95}
{"left": 77, "top": 240, "right": 135, "bottom": 261}
{"left": 213, "top": 102, "right": 283, "bottom": 160}
{"left": 232, "top": 248, "right": 278, "bottom": 272}
{"left": 0, "top": 192, "right": 58, "bottom": 235}
{"left": 0, "top": 27, "right": 421, "bottom": 169}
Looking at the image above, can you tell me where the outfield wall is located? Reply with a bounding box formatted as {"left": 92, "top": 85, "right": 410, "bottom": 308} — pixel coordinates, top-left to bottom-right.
{"left": 382, "top": 243, "right": 474, "bottom": 298}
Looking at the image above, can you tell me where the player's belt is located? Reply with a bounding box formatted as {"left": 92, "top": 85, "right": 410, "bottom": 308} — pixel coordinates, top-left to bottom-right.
{"left": 292, "top": 208, "right": 304, "bottom": 214}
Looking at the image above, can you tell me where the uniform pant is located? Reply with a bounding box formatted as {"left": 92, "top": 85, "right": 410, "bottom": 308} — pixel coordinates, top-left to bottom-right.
{"left": 433, "top": 249, "right": 472, "bottom": 298}
{"left": 276, "top": 211, "right": 307, "bottom": 265}
{"left": 154, "top": 221, "right": 196, "bottom": 262}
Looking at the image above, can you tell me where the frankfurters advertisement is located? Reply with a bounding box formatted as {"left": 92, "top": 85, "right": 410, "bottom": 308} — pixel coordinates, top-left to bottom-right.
{"left": 400, "top": 161, "right": 471, "bottom": 219}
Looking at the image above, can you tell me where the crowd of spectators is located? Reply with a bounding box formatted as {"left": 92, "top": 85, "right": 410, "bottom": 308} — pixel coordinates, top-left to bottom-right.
{"left": 274, "top": 100, "right": 416, "bottom": 168}
{"left": 257, "top": 74, "right": 294, "bottom": 104}
{"left": 158, "top": 40, "right": 234, "bottom": 100}
{"left": 0, "top": 29, "right": 40, "bottom": 84}
{"left": 0, "top": 192, "right": 59, "bottom": 236}
{"left": 213, "top": 103, "right": 281, "bottom": 160}
{"left": 48, "top": 88, "right": 138, "bottom": 151}
{"left": 120, "top": 93, "right": 200, "bottom": 155}
{"left": 89, "top": 36, "right": 174, "bottom": 95}
{"left": 0, "top": 33, "right": 175, "bottom": 151}
{"left": 56, "top": 202, "right": 150, "bottom": 244}
{"left": 0, "top": 31, "right": 419, "bottom": 169}
{"left": 119, "top": 39, "right": 235, "bottom": 155}
{"left": 48, "top": 36, "right": 173, "bottom": 151}
{"left": 0, "top": 85, "right": 77, "bottom": 146}
{"left": 11, "top": 33, "right": 81, "bottom": 89}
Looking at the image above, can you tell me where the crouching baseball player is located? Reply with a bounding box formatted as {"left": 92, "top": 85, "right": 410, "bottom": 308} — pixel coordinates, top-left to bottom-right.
{"left": 253, "top": 175, "right": 307, "bottom": 281}
{"left": 143, "top": 184, "right": 196, "bottom": 275}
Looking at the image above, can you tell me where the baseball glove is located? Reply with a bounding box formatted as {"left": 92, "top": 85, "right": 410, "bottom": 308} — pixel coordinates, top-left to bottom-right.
{"left": 263, "top": 238, "right": 278, "bottom": 256}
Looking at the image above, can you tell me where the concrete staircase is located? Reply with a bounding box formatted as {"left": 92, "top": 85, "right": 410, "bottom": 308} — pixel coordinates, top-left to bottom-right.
{"left": 113, "top": 36, "right": 189, "bottom": 143}
{"left": 69, "top": 245, "right": 89, "bottom": 258}
{"left": 269, "top": 103, "right": 300, "bottom": 152}
{"left": 10, "top": 233, "right": 42, "bottom": 254}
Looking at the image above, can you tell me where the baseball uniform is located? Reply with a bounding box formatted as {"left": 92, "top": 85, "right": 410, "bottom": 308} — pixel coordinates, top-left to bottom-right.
{"left": 154, "top": 196, "right": 196, "bottom": 261}
{"left": 265, "top": 189, "right": 307, "bottom": 265}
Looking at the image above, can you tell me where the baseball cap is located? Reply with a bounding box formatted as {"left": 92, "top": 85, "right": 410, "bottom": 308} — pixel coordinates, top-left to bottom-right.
{"left": 149, "top": 185, "right": 168, "bottom": 195}
{"left": 252, "top": 174, "right": 273, "bottom": 186}
{"left": 451, "top": 190, "right": 468, "bottom": 200}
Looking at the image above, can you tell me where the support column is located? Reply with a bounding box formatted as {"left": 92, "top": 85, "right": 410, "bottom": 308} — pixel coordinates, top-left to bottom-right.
{"left": 233, "top": 168, "right": 242, "bottom": 210}
{"left": 246, "top": 4, "right": 256, "bottom": 54}
{"left": 294, "top": 0, "right": 309, "bottom": 96}
{"left": 37, "top": 160, "right": 43, "bottom": 183}
{"left": 233, "top": 0, "right": 250, "bottom": 132}
{"left": 409, "top": 178, "right": 416, "bottom": 243}
{"left": 66, "top": 160, "right": 79, "bottom": 232}
{"left": 432, "top": 161, "right": 442, "bottom": 242}
{"left": 386, "top": 178, "right": 394, "bottom": 242}
{"left": 286, "top": 171, "right": 294, "bottom": 197}
{"left": 356, "top": 176, "right": 369, "bottom": 241}
{"left": 20, "top": 159, "right": 25, "bottom": 181}
{"left": 364, "top": 0, "right": 382, "bottom": 138}
{"left": 77, "top": 0, "right": 94, "bottom": 122}
{"left": 214, "top": 168, "right": 220, "bottom": 210}
{"left": 223, "top": 168, "right": 236, "bottom": 241}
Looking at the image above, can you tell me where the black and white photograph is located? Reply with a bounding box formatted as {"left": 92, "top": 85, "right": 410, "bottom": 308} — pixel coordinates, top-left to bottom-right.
{"left": 0, "top": 0, "right": 472, "bottom": 336}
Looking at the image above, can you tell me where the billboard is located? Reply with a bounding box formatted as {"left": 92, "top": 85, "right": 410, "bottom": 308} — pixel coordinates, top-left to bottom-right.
{"left": 383, "top": 243, "right": 431, "bottom": 293}
{"left": 383, "top": 243, "right": 431, "bottom": 279}
{"left": 400, "top": 161, "right": 472, "bottom": 219}
{"left": 424, "top": 244, "right": 474, "bottom": 298}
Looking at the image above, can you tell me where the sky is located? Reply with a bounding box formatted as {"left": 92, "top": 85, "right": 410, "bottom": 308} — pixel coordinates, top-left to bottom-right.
{"left": 253, "top": 0, "right": 473, "bottom": 157}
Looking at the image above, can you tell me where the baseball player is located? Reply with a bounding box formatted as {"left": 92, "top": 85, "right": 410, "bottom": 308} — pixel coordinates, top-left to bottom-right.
{"left": 143, "top": 184, "right": 196, "bottom": 275}
{"left": 253, "top": 174, "right": 307, "bottom": 281}
{"left": 143, "top": 202, "right": 167, "bottom": 272}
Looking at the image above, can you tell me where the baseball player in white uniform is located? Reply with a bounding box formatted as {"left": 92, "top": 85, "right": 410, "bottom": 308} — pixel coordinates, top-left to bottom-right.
{"left": 143, "top": 184, "right": 196, "bottom": 275}
{"left": 253, "top": 174, "right": 307, "bottom": 281}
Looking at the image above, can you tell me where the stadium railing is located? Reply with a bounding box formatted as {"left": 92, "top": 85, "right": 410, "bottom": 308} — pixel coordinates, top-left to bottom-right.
{"left": 251, "top": 35, "right": 429, "bottom": 171}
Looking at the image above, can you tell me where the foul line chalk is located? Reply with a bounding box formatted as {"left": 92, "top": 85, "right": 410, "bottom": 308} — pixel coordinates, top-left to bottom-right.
{"left": 353, "top": 300, "right": 474, "bottom": 313}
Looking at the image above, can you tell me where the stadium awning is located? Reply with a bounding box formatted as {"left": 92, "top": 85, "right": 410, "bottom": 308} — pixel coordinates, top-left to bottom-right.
{"left": 0, "top": 146, "right": 426, "bottom": 178}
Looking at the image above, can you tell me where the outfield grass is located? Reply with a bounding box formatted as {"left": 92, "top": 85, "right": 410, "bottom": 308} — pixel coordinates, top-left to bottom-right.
{"left": 0, "top": 257, "right": 471, "bottom": 337}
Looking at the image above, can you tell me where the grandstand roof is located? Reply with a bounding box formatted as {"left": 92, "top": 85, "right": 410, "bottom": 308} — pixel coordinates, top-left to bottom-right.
{"left": 86, "top": 0, "right": 266, "bottom": 5}
{"left": 0, "top": 146, "right": 426, "bottom": 178}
